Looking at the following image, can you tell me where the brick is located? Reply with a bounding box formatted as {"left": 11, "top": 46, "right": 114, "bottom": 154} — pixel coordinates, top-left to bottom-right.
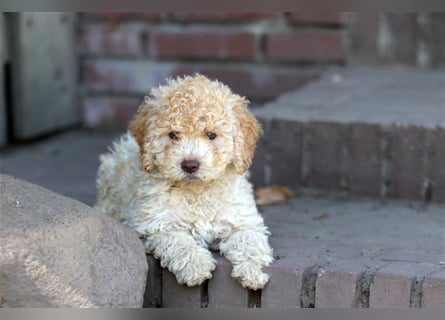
{"left": 172, "top": 12, "right": 280, "bottom": 23}
{"left": 82, "top": 59, "right": 193, "bottom": 94}
{"left": 315, "top": 260, "right": 369, "bottom": 308}
{"left": 78, "top": 24, "right": 143, "bottom": 57}
{"left": 369, "top": 262, "right": 435, "bottom": 308}
{"left": 289, "top": 12, "right": 347, "bottom": 26}
{"left": 162, "top": 268, "right": 202, "bottom": 308}
{"left": 421, "top": 269, "right": 445, "bottom": 308}
{"left": 348, "top": 123, "right": 382, "bottom": 197}
{"left": 143, "top": 255, "right": 162, "bottom": 307}
{"left": 149, "top": 30, "right": 257, "bottom": 61}
{"left": 207, "top": 254, "right": 248, "bottom": 308}
{"left": 305, "top": 121, "right": 344, "bottom": 190}
{"left": 265, "top": 119, "right": 304, "bottom": 187}
{"left": 390, "top": 125, "right": 426, "bottom": 201}
{"left": 261, "top": 257, "right": 307, "bottom": 308}
{"left": 81, "top": 96, "right": 140, "bottom": 129}
{"left": 83, "top": 12, "right": 162, "bottom": 22}
{"left": 265, "top": 31, "right": 345, "bottom": 62}
{"left": 200, "top": 65, "right": 317, "bottom": 102}
{"left": 430, "top": 127, "right": 445, "bottom": 203}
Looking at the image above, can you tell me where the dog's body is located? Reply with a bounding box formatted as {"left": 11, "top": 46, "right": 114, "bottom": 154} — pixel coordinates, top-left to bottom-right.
{"left": 96, "top": 75, "right": 273, "bottom": 289}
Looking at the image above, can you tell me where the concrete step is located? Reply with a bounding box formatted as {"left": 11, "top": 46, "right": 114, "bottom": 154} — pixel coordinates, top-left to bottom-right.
{"left": 251, "top": 67, "right": 445, "bottom": 204}
{"left": 148, "top": 191, "right": 445, "bottom": 308}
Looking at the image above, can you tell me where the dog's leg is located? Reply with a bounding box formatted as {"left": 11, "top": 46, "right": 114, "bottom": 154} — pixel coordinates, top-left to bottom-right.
{"left": 144, "top": 232, "right": 217, "bottom": 287}
{"left": 219, "top": 229, "right": 274, "bottom": 290}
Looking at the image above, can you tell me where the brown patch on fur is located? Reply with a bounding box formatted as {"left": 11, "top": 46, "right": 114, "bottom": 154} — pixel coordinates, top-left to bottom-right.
{"left": 129, "top": 101, "right": 156, "bottom": 173}
{"left": 232, "top": 97, "right": 262, "bottom": 174}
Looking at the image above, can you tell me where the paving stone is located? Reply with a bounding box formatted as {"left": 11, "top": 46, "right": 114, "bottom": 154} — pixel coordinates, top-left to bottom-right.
{"left": 261, "top": 257, "right": 315, "bottom": 308}
{"left": 421, "top": 268, "right": 445, "bottom": 308}
{"left": 348, "top": 123, "right": 382, "bottom": 197}
{"left": 389, "top": 125, "right": 427, "bottom": 201}
{"left": 265, "top": 119, "right": 304, "bottom": 187}
{"left": 369, "top": 262, "right": 436, "bottom": 308}
{"left": 161, "top": 268, "right": 202, "bottom": 308}
{"left": 305, "top": 121, "right": 344, "bottom": 190}
{"left": 315, "top": 260, "right": 371, "bottom": 307}
{"left": 207, "top": 254, "right": 248, "bottom": 308}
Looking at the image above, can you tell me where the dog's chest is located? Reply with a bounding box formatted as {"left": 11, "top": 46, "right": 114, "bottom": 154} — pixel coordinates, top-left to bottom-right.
{"left": 170, "top": 189, "right": 232, "bottom": 242}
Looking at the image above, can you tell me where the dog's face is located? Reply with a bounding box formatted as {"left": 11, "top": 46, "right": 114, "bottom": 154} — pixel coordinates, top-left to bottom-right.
{"left": 130, "top": 75, "right": 262, "bottom": 183}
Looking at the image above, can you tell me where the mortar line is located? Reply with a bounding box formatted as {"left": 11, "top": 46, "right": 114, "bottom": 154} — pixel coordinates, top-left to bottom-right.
{"left": 340, "top": 123, "right": 352, "bottom": 192}
{"left": 353, "top": 266, "right": 382, "bottom": 308}
{"left": 247, "top": 289, "right": 262, "bottom": 308}
{"left": 410, "top": 266, "right": 444, "bottom": 308}
{"left": 380, "top": 125, "right": 393, "bottom": 200}
{"left": 300, "top": 264, "right": 322, "bottom": 308}
{"left": 301, "top": 122, "right": 311, "bottom": 187}
{"left": 421, "top": 129, "right": 435, "bottom": 204}
{"left": 143, "top": 256, "right": 163, "bottom": 308}
{"left": 200, "top": 279, "right": 209, "bottom": 308}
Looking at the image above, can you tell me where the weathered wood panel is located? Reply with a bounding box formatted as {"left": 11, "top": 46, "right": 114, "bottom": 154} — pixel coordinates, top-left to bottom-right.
{"left": 10, "top": 13, "right": 79, "bottom": 140}
{"left": 0, "top": 14, "right": 7, "bottom": 146}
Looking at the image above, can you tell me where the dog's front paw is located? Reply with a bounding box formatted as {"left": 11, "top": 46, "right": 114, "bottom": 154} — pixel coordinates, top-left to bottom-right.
{"left": 231, "top": 262, "right": 270, "bottom": 290}
{"left": 174, "top": 251, "right": 217, "bottom": 287}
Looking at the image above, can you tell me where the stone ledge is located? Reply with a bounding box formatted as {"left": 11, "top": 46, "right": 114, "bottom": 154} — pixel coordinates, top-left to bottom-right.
{"left": 251, "top": 67, "right": 445, "bottom": 203}
{"left": 254, "top": 67, "right": 445, "bottom": 128}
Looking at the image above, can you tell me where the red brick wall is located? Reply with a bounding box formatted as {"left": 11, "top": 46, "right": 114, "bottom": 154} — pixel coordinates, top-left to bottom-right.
{"left": 77, "top": 12, "right": 348, "bottom": 128}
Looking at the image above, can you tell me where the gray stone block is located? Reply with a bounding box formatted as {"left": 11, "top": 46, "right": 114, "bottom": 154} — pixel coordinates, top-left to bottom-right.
{"left": 315, "top": 260, "right": 369, "bottom": 308}
{"left": 261, "top": 257, "right": 308, "bottom": 308}
{"left": 421, "top": 269, "right": 445, "bottom": 308}
{"left": 369, "top": 262, "right": 435, "bottom": 308}
{"left": 161, "top": 268, "right": 202, "bottom": 308}
{"left": 207, "top": 254, "right": 248, "bottom": 308}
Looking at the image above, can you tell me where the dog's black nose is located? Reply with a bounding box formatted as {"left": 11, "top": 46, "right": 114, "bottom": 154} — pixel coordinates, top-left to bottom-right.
{"left": 181, "top": 160, "right": 200, "bottom": 174}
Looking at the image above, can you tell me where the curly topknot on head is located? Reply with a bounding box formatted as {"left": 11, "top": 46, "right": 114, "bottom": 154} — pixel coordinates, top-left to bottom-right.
{"left": 150, "top": 74, "right": 234, "bottom": 107}
{"left": 130, "top": 74, "right": 262, "bottom": 180}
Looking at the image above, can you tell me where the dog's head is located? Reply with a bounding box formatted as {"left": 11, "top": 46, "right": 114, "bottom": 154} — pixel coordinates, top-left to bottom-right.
{"left": 130, "top": 74, "right": 262, "bottom": 183}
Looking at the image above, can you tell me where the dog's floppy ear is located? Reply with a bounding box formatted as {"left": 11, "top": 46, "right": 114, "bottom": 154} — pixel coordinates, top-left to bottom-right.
{"left": 232, "top": 96, "right": 262, "bottom": 174}
{"left": 129, "top": 99, "right": 157, "bottom": 173}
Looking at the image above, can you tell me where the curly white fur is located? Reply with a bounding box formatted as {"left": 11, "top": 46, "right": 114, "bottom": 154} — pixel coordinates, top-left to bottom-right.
{"left": 95, "top": 74, "right": 273, "bottom": 290}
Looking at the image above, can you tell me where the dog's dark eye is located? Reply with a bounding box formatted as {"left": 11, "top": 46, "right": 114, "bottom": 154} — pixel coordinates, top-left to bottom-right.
{"left": 206, "top": 132, "right": 217, "bottom": 140}
{"left": 168, "top": 132, "right": 179, "bottom": 140}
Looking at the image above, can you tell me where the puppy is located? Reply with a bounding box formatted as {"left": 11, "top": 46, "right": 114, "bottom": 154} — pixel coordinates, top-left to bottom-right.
{"left": 96, "top": 74, "right": 273, "bottom": 290}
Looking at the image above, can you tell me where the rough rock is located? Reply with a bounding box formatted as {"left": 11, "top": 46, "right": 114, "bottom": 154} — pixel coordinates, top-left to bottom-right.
{"left": 0, "top": 174, "right": 148, "bottom": 307}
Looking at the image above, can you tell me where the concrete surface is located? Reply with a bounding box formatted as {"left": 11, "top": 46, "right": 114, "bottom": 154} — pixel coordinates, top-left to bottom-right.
{"left": 0, "top": 129, "right": 116, "bottom": 206}
{"left": 254, "top": 67, "right": 445, "bottom": 128}
{"left": 1, "top": 128, "right": 444, "bottom": 307}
